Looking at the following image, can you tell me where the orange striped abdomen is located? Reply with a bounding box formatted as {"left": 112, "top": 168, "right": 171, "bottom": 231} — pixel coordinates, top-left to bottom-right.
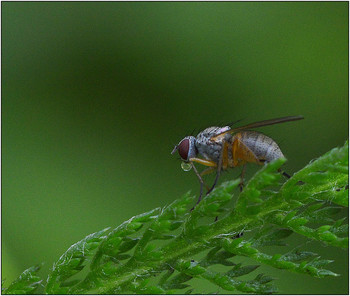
{"left": 236, "top": 131, "right": 284, "bottom": 163}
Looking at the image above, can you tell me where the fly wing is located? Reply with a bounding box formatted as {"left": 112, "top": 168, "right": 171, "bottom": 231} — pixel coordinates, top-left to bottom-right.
{"left": 210, "top": 115, "right": 303, "bottom": 141}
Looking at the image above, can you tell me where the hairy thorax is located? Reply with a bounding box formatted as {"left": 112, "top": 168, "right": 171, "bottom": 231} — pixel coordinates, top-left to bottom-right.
{"left": 195, "top": 126, "right": 231, "bottom": 163}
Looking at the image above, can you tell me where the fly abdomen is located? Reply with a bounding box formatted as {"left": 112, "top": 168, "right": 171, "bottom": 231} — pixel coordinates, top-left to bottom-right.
{"left": 240, "top": 131, "right": 284, "bottom": 162}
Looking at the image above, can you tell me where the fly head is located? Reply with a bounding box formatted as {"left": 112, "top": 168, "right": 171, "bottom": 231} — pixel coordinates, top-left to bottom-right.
{"left": 171, "top": 136, "right": 197, "bottom": 161}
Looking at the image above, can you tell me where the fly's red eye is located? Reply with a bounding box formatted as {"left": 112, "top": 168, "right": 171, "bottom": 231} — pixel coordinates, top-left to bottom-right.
{"left": 178, "top": 138, "right": 189, "bottom": 160}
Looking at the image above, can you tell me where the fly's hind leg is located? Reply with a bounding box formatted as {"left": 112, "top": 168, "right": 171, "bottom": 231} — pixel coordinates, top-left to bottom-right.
{"left": 231, "top": 136, "right": 259, "bottom": 192}
{"left": 281, "top": 171, "right": 291, "bottom": 179}
{"left": 278, "top": 169, "right": 305, "bottom": 185}
{"left": 277, "top": 168, "right": 291, "bottom": 179}
{"left": 239, "top": 164, "right": 246, "bottom": 192}
{"left": 260, "top": 159, "right": 290, "bottom": 180}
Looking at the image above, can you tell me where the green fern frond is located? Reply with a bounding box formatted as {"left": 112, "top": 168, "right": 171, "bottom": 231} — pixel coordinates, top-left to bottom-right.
{"left": 2, "top": 141, "right": 348, "bottom": 294}
{"left": 2, "top": 265, "right": 42, "bottom": 295}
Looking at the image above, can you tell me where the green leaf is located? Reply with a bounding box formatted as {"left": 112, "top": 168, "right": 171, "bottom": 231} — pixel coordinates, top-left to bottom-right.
{"left": 3, "top": 265, "right": 42, "bottom": 295}
{"left": 281, "top": 141, "right": 348, "bottom": 207}
{"left": 281, "top": 250, "right": 317, "bottom": 262}
{"left": 225, "top": 263, "right": 260, "bottom": 278}
{"left": 45, "top": 228, "right": 110, "bottom": 294}
{"left": 5, "top": 141, "right": 348, "bottom": 294}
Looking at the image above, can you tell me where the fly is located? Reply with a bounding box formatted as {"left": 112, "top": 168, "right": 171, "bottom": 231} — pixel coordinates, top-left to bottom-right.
{"left": 171, "top": 115, "right": 304, "bottom": 209}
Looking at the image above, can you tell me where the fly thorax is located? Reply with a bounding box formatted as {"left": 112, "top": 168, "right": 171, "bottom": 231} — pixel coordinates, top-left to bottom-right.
{"left": 195, "top": 126, "right": 230, "bottom": 162}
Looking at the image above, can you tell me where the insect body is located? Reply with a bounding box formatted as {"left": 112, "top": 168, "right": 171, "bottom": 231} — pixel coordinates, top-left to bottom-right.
{"left": 171, "top": 116, "right": 304, "bottom": 208}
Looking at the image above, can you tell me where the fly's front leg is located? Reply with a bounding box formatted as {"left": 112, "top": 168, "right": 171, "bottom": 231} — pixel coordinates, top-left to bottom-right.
{"left": 190, "top": 162, "right": 216, "bottom": 211}
{"left": 189, "top": 157, "right": 217, "bottom": 167}
{"left": 188, "top": 157, "right": 217, "bottom": 199}
{"left": 189, "top": 163, "right": 204, "bottom": 211}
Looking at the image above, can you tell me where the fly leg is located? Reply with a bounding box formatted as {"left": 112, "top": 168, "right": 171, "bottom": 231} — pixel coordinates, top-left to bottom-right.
{"left": 207, "top": 166, "right": 221, "bottom": 195}
{"left": 260, "top": 160, "right": 291, "bottom": 180}
{"left": 207, "top": 140, "right": 229, "bottom": 195}
{"left": 190, "top": 163, "right": 206, "bottom": 211}
{"left": 278, "top": 169, "right": 305, "bottom": 185}
{"left": 200, "top": 167, "right": 217, "bottom": 191}
{"left": 239, "top": 164, "right": 246, "bottom": 192}
{"left": 188, "top": 158, "right": 217, "bottom": 210}
{"left": 282, "top": 171, "right": 291, "bottom": 179}
{"left": 209, "top": 140, "right": 230, "bottom": 222}
{"left": 190, "top": 166, "right": 218, "bottom": 211}
{"left": 210, "top": 156, "right": 222, "bottom": 221}
{"left": 278, "top": 168, "right": 291, "bottom": 179}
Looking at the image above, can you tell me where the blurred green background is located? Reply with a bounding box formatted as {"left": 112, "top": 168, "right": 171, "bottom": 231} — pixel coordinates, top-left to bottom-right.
{"left": 2, "top": 2, "right": 348, "bottom": 294}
